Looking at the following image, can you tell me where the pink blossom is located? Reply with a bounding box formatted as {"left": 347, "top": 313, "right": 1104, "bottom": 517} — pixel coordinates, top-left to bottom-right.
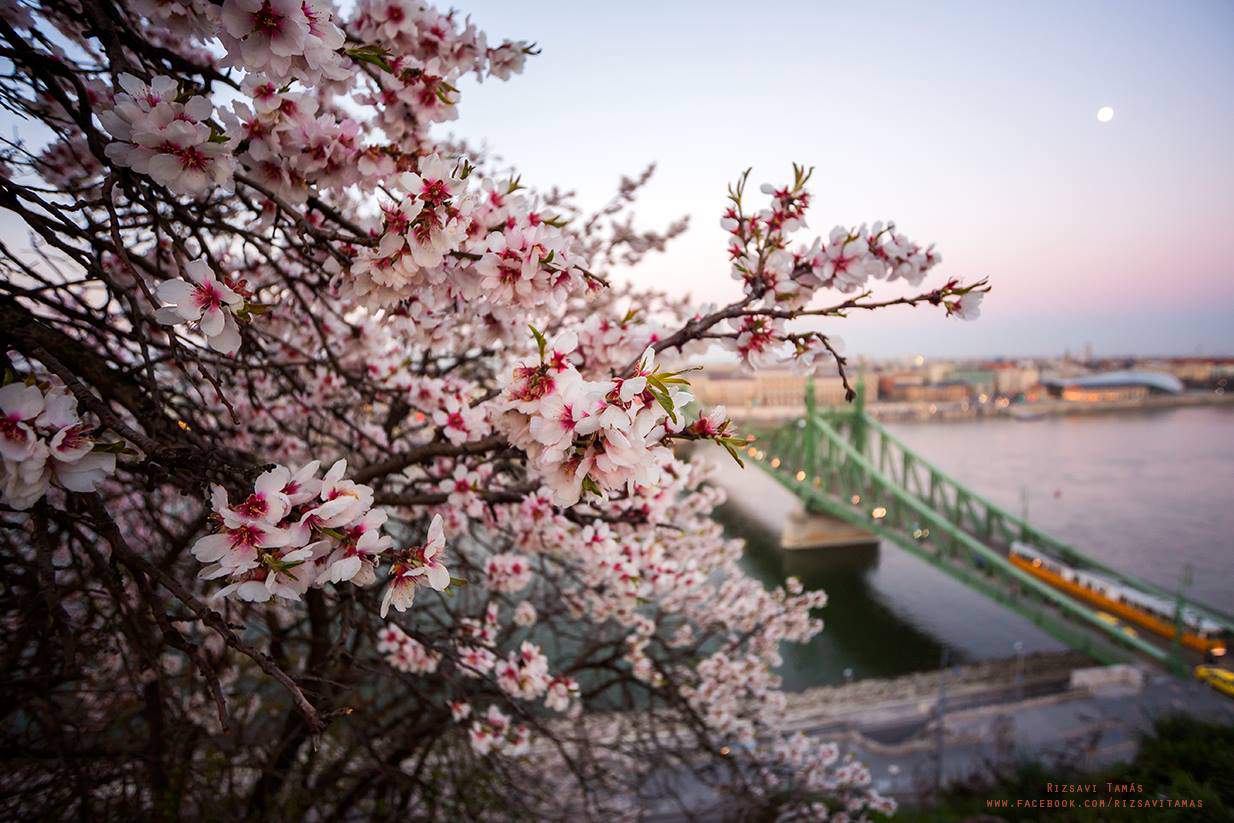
{"left": 155, "top": 258, "right": 245, "bottom": 355}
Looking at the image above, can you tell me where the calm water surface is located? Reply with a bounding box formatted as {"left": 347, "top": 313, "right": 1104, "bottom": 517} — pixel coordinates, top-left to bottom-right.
{"left": 713, "top": 405, "right": 1234, "bottom": 690}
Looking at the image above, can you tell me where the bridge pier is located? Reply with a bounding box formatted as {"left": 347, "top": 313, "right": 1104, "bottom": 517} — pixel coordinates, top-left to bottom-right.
{"left": 781, "top": 507, "right": 880, "bottom": 551}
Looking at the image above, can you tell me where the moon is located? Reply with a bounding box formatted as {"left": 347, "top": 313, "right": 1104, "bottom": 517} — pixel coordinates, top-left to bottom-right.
{"left": 1096, "top": 106, "right": 1115, "bottom": 123}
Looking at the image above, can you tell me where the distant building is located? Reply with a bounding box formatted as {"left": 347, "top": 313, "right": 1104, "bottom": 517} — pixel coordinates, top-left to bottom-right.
{"left": 877, "top": 372, "right": 925, "bottom": 401}
{"left": 690, "top": 369, "right": 877, "bottom": 411}
{"left": 993, "top": 364, "right": 1040, "bottom": 397}
{"left": 1061, "top": 385, "right": 1148, "bottom": 402}
{"left": 925, "top": 362, "right": 953, "bottom": 384}
{"left": 1157, "top": 358, "right": 1234, "bottom": 389}
{"left": 948, "top": 369, "right": 997, "bottom": 398}
{"left": 899, "top": 383, "right": 971, "bottom": 403}
{"left": 1168, "top": 361, "right": 1217, "bottom": 384}
{"left": 1041, "top": 370, "right": 1184, "bottom": 400}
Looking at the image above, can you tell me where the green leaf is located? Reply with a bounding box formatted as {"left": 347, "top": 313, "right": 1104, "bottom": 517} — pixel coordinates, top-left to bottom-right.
{"left": 347, "top": 44, "right": 395, "bottom": 73}
{"left": 649, "top": 386, "right": 677, "bottom": 424}
{"left": 434, "top": 83, "right": 458, "bottom": 106}
{"left": 528, "top": 324, "right": 547, "bottom": 362}
{"left": 721, "top": 440, "right": 746, "bottom": 468}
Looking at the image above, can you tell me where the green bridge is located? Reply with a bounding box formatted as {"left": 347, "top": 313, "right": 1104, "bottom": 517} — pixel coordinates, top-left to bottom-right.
{"left": 747, "top": 383, "right": 1234, "bottom": 674}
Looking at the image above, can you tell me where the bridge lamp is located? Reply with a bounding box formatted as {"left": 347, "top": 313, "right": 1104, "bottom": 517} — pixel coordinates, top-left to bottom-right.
{"left": 872, "top": 507, "right": 888, "bottom": 520}
{"left": 850, "top": 494, "right": 862, "bottom": 505}
{"left": 770, "top": 458, "right": 781, "bottom": 468}
{"left": 746, "top": 446, "right": 757, "bottom": 457}
{"left": 795, "top": 470, "right": 806, "bottom": 482}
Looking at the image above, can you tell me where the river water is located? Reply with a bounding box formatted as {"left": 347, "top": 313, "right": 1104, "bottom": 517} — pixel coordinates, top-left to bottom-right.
{"left": 711, "top": 405, "right": 1234, "bottom": 691}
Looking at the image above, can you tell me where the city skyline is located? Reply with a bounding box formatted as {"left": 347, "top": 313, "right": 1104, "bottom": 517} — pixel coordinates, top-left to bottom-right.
{"left": 451, "top": 0, "right": 1234, "bottom": 358}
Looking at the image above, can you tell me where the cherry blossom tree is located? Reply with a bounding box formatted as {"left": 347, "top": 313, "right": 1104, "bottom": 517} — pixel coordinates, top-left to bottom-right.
{"left": 0, "top": 0, "right": 987, "bottom": 818}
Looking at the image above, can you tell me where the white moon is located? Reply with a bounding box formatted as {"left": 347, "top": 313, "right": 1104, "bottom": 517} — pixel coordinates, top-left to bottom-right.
{"left": 1096, "top": 106, "right": 1115, "bottom": 123}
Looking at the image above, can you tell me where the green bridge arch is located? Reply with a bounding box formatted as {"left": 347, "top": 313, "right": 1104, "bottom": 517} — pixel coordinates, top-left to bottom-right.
{"left": 746, "top": 382, "right": 1233, "bottom": 675}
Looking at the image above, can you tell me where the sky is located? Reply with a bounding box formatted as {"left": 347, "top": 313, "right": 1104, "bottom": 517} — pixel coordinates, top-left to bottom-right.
{"left": 443, "top": 0, "right": 1234, "bottom": 358}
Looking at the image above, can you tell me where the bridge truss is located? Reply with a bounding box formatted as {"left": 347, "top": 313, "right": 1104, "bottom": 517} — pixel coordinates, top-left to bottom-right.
{"left": 747, "top": 383, "right": 1234, "bottom": 672}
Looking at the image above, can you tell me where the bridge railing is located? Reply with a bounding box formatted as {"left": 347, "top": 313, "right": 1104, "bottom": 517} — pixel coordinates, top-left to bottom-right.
{"left": 753, "top": 412, "right": 1182, "bottom": 666}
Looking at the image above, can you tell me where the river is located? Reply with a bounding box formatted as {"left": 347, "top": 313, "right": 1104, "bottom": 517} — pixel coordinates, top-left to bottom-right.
{"left": 710, "top": 405, "right": 1234, "bottom": 691}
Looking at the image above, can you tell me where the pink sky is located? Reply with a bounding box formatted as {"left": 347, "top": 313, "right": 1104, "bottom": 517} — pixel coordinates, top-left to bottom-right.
{"left": 448, "top": 0, "right": 1234, "bottom": 357}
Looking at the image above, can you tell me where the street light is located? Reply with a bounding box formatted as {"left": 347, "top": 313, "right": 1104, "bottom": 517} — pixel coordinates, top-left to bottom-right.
{"left": 1013, "top": 640, "right": 1025, "bottom": 700}
{"left": 935, "top": 648, "right": 950, "bottom": 794}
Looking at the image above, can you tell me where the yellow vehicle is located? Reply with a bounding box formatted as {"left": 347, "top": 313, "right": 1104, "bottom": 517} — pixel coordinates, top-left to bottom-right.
{"left": 1010, "top": 543, "right": 1229, "bottom": 656}
{"left": 1194, "top": 665, "right": 1234, "bottom": 699}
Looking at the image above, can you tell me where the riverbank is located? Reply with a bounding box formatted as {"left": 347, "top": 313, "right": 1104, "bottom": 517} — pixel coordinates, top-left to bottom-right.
{"left": 1002, "top": 391, "right": 1234, "bottom": 421}
{"left": 724, "top": 390, "right": 1234, "bottom": 424}
{"left": 782, "top": 655, "right": 1234, "bottom": 805}
{"left": 639, "top": 654, "right": 1234, "bottom": 818}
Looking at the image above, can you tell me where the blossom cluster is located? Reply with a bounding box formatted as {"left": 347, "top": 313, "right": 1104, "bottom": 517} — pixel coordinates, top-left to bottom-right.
{"left": 467, "top": 705, "right": 530, "bottom": 757}
{"left": 724, "top": 171, "right": 944, "bottom": 299}
{"left": 484, "top": 552, "right": 534, "bottom": 593}
{"left": 129, "top": 0, "right": 215, "bottom": 39}
{"left": 340, "top": 154, "right": 590, "bottom": 348}
{"left": 219, "top": 0, "right": 347, "bottom": 86}
{"left": 155, "top": 256, "right": 250, "bottom": 355}
{"left": 715, "top": 167, "right": 988, "bottom": 371}
{"left": 377, "top": 622, "right": 441, "bottom": 674}
{"left": 190, "top": 461, "right": 450, "bottom": 608}
{"left": 223, "top": 76, "right": 375, "bottom": 205}
{"left": 379, "top": 610, "right": 578, "bottom": 756}
{"left": 494, "top": 641, "right": 551, "bottom": 701}
{"left": 753, "top": 732, "right": 898, "bottom": 818}
{"left": 463, "top": 639, "right": 579, "bottom": 753}
{"left": 0, "top": 380, "right": 118, "bottom": 510}
{"left": 350, "top": 0, "right": 533, "bottom": 141}
{"left": 382, "top": 513, "right": 451, "bottom": 617}
{"left": 100, "top": 74, "right": 234, "bottom": 197}
{"left": 495, "top": 335, "right": 705, "bottom": 506}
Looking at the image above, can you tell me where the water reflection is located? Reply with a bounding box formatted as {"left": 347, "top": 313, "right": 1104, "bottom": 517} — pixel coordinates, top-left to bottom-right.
{"left": 709, "top": 453, "right": 1064, "bottom": 691}
{"left": 723, "top": 503, "right": 948, "bottom": 689}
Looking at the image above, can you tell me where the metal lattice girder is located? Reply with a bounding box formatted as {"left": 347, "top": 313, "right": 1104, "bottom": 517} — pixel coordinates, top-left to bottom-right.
{"left": 748, "top": 406, "right": 1234, "bottom": 673}
{"left": 858, "top": 415, "right": 1234, "bottom": 628}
